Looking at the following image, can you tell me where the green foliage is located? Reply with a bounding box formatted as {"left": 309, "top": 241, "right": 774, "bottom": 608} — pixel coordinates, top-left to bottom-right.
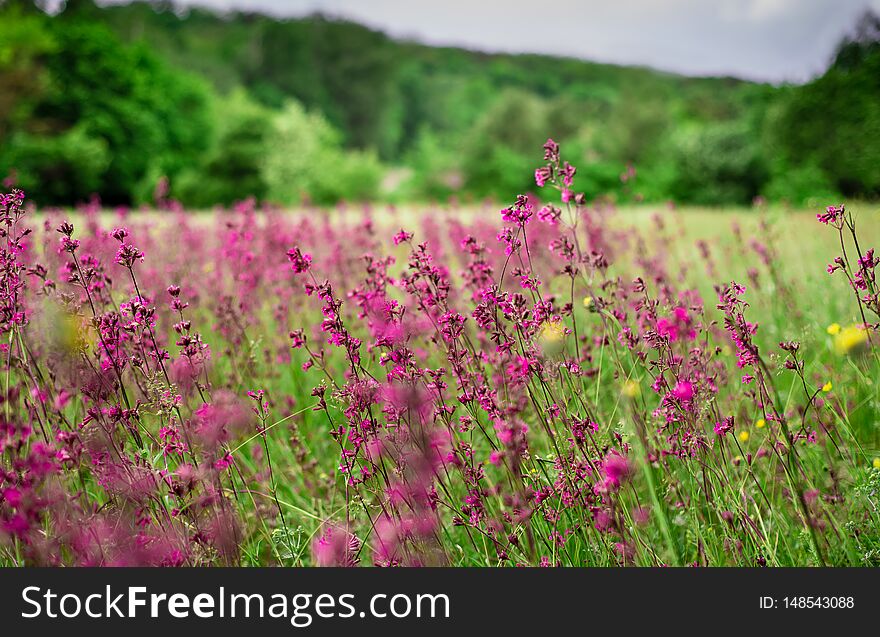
{"left": 593, "top": 91, "right": 672, "bottom": 166}
{"left": 669, "top": 121, "right": 767, "bottom": 205}
{"left": 0, "top": 126, "right": 109, "bottom": 202}
{"left": 573, "top": 160, "right": 626, "bottom": 201}
{"left": 80, "top": 0, "right": 775, "bottom": 206}
{"left": 461, "top": 90, "right": 550, "bottom": 199}
{"left": 774, "top": 51, "right": 880, "bottom": 198}
{"left": 0, "top": 4, "right": 213, "bottom": 205}
{"left": 174, "top": 90, "right": 272, "bottom": 207}
{"left": 399, "top": 129, "right": 460, "bottom": 200}
{"left": 762, "top": 159, "right": 840, "bottom": 207}
{"left": 100, "top": 3, "right": 401, "bottom": 156}
{"left": 774, "top": 14, "right": 880, "bottom": 197}
{"left": 262, "top": 101, "right": 382, "bottom": 206}
{"left": 0, "top": 2, "right": 56, "bottom": 140}
{"left": 4, "top": 1, "right": 880, "bottom": 207}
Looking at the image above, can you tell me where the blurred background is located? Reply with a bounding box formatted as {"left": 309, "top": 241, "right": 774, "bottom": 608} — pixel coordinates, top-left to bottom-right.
{"left": 2, "top": 0, "right": 880, "bottom": 208}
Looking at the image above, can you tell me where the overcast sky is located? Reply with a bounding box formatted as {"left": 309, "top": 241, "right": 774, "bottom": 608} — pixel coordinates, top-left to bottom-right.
{"left": 99, "top": 0, "right": 880, "bottom": 82}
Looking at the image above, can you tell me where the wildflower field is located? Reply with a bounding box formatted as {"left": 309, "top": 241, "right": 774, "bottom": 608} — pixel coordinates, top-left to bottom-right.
{"left": 1, "top": 141, "right": 879, "bottom": 568}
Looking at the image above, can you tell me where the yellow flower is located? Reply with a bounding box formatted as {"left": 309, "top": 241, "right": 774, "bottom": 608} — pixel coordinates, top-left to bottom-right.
{"left": 538, "top": 320, "right": 565, "bottom": 343}
{"left": 541, "top": 321, "right": 565, "bottom": 341}
{"left": 822, "top": 381, "right": 832, "bottom": 393}
{"left": 58, "top": 311, "right": 95, "bottom": 354}
{"left": 826, "top": 323, "right": 841, "bottom": 335}
{"left": 833, "top": 324, "right": 869, "bottom": 355}
{"left": 538, "top": 320, "right": 566, "bottom": 355}
{"left": 622, "top": 379, "right": 641, "bottom": 398}
{"left": 582, "top": 296, "right": 596, "bottom": 312}
{"left": 873, "top": 458, "right": 880, "bottom": 470}
{"left": 755, "top": 418, "right": 766, "bottom": 429}
{"left": 738, "top": 431, "right": 750, "bottom": 443}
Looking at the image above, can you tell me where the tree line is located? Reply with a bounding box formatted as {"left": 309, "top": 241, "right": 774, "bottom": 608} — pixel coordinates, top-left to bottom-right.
{"left": 1, "top": 0, "right": 878, "bottom": 207}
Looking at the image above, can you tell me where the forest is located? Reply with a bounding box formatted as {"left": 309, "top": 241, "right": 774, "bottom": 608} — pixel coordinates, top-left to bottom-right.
{"left": 1, "top": 0, "right": 880, "bottom": 207}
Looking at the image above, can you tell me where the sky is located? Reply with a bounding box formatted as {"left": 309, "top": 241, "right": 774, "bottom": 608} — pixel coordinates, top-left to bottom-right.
{"left": 98, "top": 0, "right": 880, "bottom": 82}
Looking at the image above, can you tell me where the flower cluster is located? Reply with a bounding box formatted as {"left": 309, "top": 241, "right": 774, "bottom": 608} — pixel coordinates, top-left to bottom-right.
{"left": 0, "top": 140, "right": 876, "bottom": 569}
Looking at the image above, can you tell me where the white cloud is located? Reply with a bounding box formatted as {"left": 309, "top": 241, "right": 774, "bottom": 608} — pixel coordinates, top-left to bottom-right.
{"left": 745, "top": 0, "right": 798, "bottom": 21}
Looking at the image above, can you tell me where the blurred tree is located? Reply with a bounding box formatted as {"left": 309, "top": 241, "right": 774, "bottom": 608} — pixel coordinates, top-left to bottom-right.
{"left": 1, "top": 126, "right": 109, "bottom": 202}
{"left": 670, "top": 121, "right": 767, "bottom": 205}
{"left": 0, "top": 3, "right": 213, "bottom": 205}
{"left": 594, "top": 89, "right": 672, "bottom": 166}
{"left": 0, "top": 2, "right": 55, "bottom": 143}
{"left": 461, "top": 90, "right": 550, "bottom": 199}
{"left": 174, "top": 90, "right": 271, "bottom": 207}
{"left": 775, "top": 10, "right": 880, "bottom": 198}
{"left": 401, "top": 128, "right": 460, "bottom": 200}
{"left": 263, "top": 100, "right": 382, "bottom": 205}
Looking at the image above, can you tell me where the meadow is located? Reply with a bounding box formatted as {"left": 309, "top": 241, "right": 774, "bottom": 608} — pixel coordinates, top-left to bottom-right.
{"left": 1, "top": 141, "right": 879, "bottom": 567}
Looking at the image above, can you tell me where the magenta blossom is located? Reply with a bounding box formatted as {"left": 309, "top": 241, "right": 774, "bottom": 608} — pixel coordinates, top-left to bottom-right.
{"left": 287, "top": 247, "right": 312, "bottom": 274}
{"left": 656, "top": 306, "right": 697, "bottom": 342}
{"left": 714, "top": 416, "right": 734, "bottom": 437}
{"left": 599, "top": 452, "right": 631, "bottom": 491}
{"left": 672, "top": 381, "right": 694, "bottom": 402}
